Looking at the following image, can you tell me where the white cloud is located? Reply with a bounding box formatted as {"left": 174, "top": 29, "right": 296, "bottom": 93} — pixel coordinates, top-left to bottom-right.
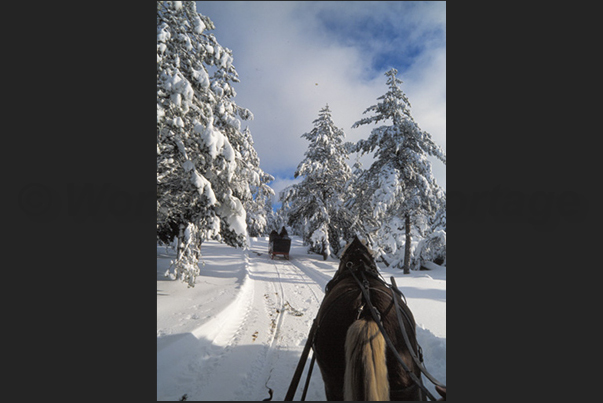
{"left": 196, "top": 1, "right": 446, "bottom": 190}
{"left": 267, "top": 175, "right": 303, "bottom": 207}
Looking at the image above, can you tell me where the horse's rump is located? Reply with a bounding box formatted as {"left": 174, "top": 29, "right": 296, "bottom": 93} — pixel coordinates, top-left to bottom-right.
{"left": 313, "top": 275, "right": 420, "bottom": 400}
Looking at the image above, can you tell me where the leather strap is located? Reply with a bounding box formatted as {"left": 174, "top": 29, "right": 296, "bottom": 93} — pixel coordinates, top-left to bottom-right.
{"left": 284, "top": 319, "right": 317, "bottom": 401}
{"left": 390, "top": 276, "right": 446, "bottom": 389}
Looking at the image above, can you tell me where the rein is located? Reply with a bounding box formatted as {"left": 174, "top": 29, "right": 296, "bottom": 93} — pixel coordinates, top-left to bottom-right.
{"left": 389, "top": 276, "right": 445, "bottom": 390}
{"left": 283, "top": 319, "right": 318, "bottom": 401}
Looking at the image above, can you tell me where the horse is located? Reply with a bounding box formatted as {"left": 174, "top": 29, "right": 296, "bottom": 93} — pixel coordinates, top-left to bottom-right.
{"left": 312, "top": 236, "right": 444, "bottom": 401}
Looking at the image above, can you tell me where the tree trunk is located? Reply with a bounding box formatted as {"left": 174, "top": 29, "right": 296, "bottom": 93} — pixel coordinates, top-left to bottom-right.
{"left": 403, "top": 213, "right": 411, "bottom": 274}
{"left": 177, "top": 224, "right": 185, "bottom": 261}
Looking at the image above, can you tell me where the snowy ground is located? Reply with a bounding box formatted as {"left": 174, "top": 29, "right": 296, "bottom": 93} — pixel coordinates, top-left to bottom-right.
{"left": 157, "top": 236, "right": 446, "bottom": 401}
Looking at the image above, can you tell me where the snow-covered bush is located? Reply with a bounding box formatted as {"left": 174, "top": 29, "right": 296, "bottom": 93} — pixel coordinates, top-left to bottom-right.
{"left": 310, "top": 223, "right": 330, "bottom": 260}
{"left": 412, "top": 229, "right": 446, "bottom": 270}
{"left": 166, "top": 223, "right": 202, "bottom": 288}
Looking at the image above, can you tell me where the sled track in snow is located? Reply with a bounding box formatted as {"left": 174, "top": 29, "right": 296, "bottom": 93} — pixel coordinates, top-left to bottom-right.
{"left": 158, "top": 246, "right": 329, "bottom": 401}
{"left": 222, "top": 250, "right": 327, "bottom": 400}
{"left": 260, "top": 255, "right": 327, "bottom": 400}
{"left": 284, "top": 255, "right": 334, "bottom": 294}
{"left": 157, "top": 267, "right": 259, "bottom": 400}
{"left": 272, "top": 257, "right": 323, "bottom": 306}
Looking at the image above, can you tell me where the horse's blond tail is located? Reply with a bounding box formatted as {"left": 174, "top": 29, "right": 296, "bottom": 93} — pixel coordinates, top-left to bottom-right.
{"left": 344, "top": 319, "right": 389, "bottom": 401}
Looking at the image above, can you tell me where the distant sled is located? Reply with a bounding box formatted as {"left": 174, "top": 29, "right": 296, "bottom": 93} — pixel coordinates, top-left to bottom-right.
{"left": 268, "top": 227, "right": 291, "bottom": 260}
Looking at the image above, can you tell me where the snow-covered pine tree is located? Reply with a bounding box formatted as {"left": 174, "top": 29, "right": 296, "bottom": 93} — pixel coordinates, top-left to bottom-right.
{"left": 350, "top": 68, "right": 446, "bottom": 273}
{"left": 267, "top": 205, "right": 288, "bottom": 235}
{"left": 157, "top": 2, "right": 265, "bottom": 286}
{"left": 245, "top": 185, "right": 273, "bottom": 237}
{"left": 342, "top": 157, "right": 380, "bottom": 244}
{"left": 241, "top": 127, "right": 275, "bottom": 237}
{"left": 281, "top": 105, "right": 352, "bottom": 259}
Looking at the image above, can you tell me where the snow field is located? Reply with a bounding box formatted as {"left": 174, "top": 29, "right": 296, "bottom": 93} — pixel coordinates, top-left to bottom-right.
{"left": 157, "top": 236, "right": 445, "bottom": 400}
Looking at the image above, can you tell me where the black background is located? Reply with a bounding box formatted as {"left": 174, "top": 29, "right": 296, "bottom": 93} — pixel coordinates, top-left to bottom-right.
{"left": 6, "top": 3, "right": 599, "bottom": 401}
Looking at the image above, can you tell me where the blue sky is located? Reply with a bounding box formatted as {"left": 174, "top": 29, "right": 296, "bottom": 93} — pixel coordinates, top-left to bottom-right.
{"left": 195, "top": 1, "right": 446, "bottom": 206}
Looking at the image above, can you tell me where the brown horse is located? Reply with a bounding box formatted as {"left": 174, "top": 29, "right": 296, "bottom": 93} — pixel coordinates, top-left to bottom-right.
{"left": 312, "top": 236, "right": 439, "bottom": 401}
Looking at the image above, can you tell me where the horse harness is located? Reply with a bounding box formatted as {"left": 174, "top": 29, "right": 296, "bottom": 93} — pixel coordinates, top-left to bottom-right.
{"left": 284, "top": 260, "right": 446, "bottom": 401}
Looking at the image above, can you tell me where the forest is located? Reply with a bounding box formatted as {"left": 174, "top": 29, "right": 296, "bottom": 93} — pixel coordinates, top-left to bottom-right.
{"left": 157, "top": 2, "right": 446, "bottom": 286}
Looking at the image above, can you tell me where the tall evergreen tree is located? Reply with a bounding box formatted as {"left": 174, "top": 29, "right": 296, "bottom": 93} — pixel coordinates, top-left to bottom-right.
{"left": 281, "top": 105, "right": 352, "bottom": 259}
{"left": 242, "top": 128, "right": 275, "bottom": 237}
{"left": 267, "top": 205, "right": 288, "bottom": 235}
{"left": 350, "top": 68, "right": 445, "bottom": 273}
{"left": 157, "top": 2, "right": 267, "bottom": 286}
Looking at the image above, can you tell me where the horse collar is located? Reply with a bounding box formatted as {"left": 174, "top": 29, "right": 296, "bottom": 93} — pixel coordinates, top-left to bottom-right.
{"left": 345, "top": 260, "right": 381, "bottom": 281}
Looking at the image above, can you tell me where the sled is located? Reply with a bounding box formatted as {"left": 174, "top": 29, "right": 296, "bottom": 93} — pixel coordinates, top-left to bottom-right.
{"left": 268, "top": 228, "right": 291, "bottom": 260}
{"left": 270, "top": 237, "right": 291, "bottom": 260}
